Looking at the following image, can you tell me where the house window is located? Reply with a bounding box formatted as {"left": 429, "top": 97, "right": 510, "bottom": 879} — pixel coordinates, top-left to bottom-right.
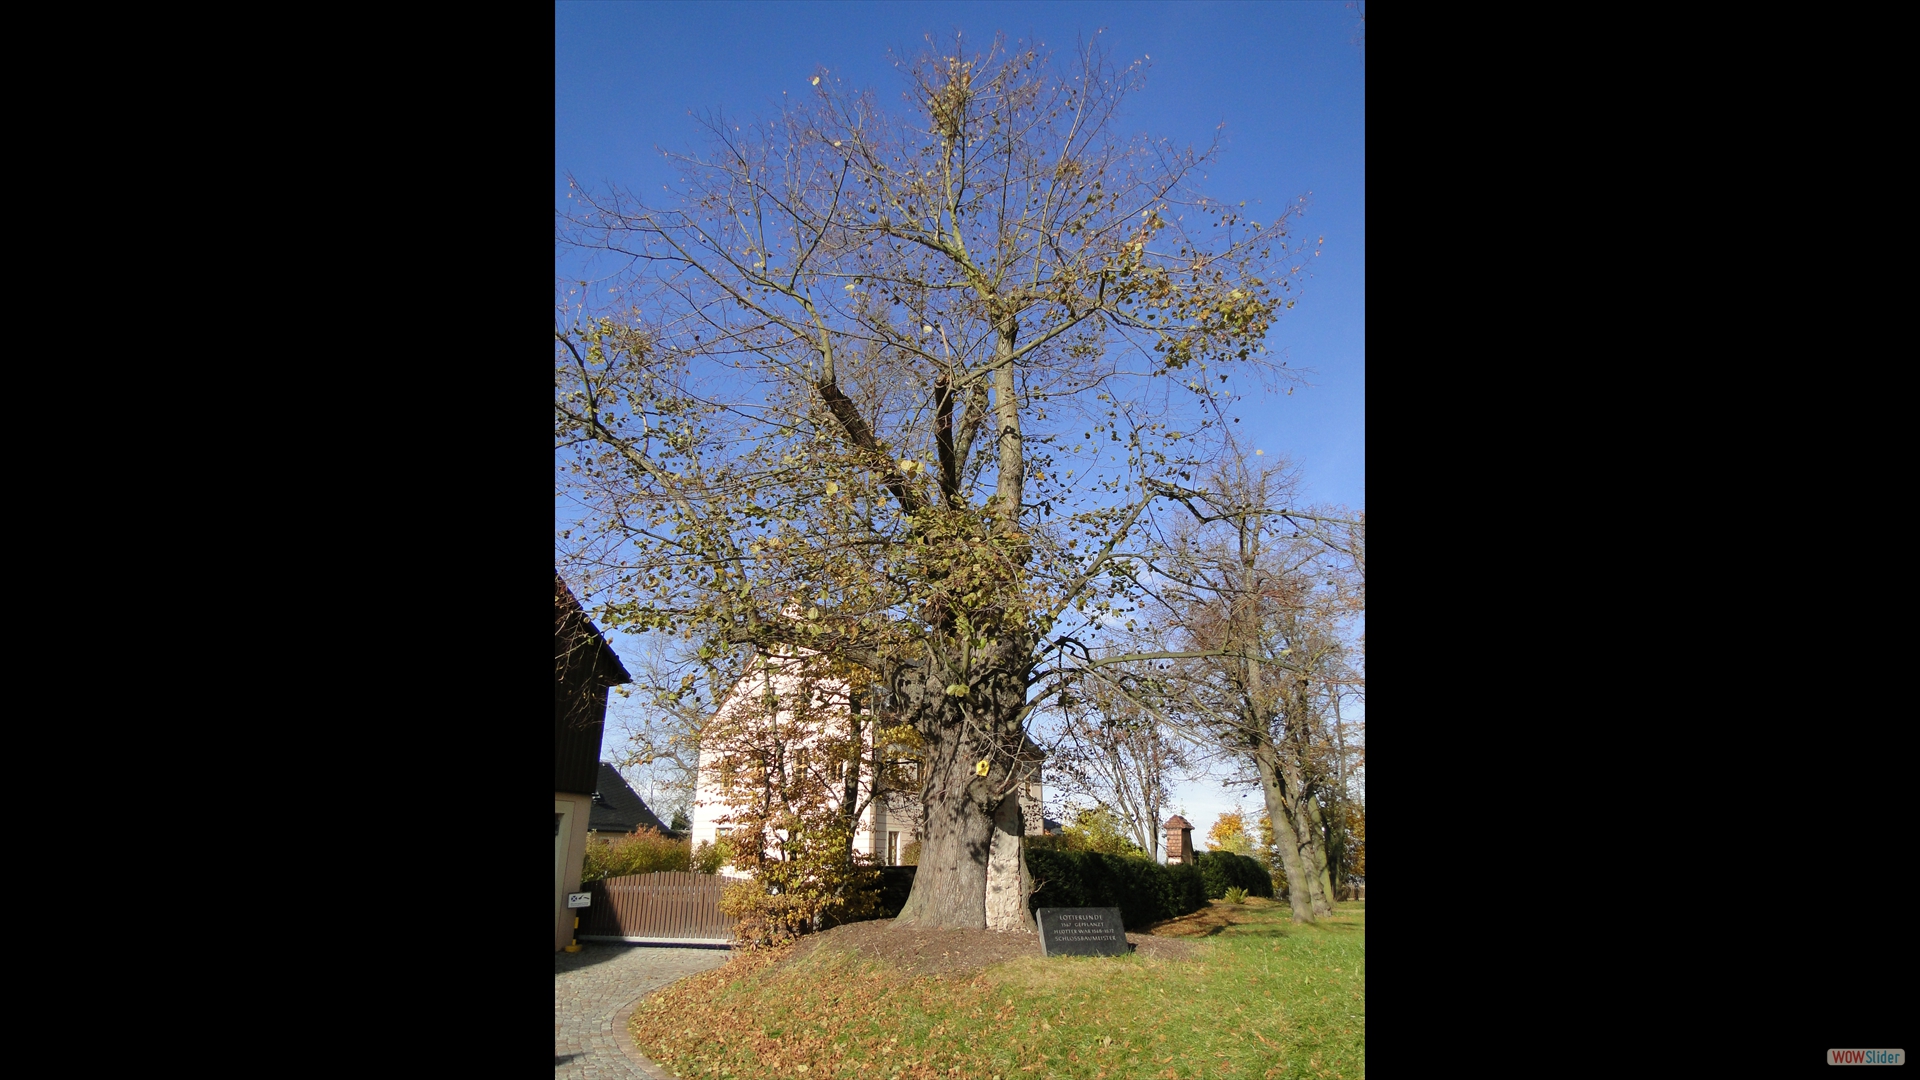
{"left": 829, "top": 757, "right": 846, "bottom": 782}
{"left": 887, "top": 831, "right": 900, "bottom": 866}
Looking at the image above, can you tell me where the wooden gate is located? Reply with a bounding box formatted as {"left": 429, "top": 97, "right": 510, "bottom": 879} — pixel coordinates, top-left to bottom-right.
{"left": 578, "top": 872, "right": 748, "bottom": 945}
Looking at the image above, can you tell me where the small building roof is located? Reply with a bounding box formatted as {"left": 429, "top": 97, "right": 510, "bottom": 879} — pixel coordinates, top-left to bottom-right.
{"left": 589, "top": 763, "right": 669, "bottom": 835}
{"left": 1164, "top": 815, "right": 1194, "bottom": 829}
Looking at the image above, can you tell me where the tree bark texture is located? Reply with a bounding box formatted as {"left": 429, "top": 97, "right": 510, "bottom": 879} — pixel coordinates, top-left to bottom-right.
{"left": 991, "top": 315, "right": 1023, "bottom": 517}
{"left": 890, "top": 652, "right": 1034, "bottom": 931}
{"left": 892, "top": 717, "right": 990, "bottom": 929}
{"left": 985, "top": 787, "right": 1034, "bottom": 931}
{"left": 1305, "top": 792, "right": 1339, "bottom": 908}
{"left": 1254, "top": 739, "right": 1317, "bottom": 923}
{"left": 1280, "top": 755, "right": 1336, "bottom": 918}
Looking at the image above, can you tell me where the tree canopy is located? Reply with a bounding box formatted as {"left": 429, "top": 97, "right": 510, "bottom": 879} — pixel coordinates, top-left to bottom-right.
{"left": 557, "top": 32, "right": 1315, "bottom": 930}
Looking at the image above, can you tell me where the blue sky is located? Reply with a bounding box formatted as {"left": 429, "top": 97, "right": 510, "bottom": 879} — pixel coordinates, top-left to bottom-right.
{"left": 557, "top": 0, "right": 1364, "bottom": 844}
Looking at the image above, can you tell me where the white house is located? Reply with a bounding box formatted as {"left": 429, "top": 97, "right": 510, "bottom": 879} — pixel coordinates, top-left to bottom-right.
{"left": 688, "top": 650, "right": 1045, "bottom": 870}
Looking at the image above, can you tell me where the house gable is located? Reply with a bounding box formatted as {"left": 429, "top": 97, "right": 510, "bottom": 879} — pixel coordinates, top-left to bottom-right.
{"left": 555, "top": 573, "right": 631, "bottom": 795}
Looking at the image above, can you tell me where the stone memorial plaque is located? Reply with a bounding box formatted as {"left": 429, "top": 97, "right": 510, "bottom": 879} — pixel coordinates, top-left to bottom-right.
{"left": 1035, "top": 907, "right": 1131, "bottom": 957}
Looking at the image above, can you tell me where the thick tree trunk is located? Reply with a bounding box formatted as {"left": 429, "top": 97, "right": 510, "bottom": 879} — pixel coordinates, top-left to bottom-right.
{"left": 891, "top": 670, "right": 1034, "bottom": 931}
{"left": 893, "top": 722, "right": 992, "bottom": 928}
{"left": 891, "top": 344, "right": 1037, "bottom": 933}
{"left": 1305, "top": 792, "right": 1340, "bottom": 908}
{"left": 1293, "top": 799, "right": 1335, "bottom": 918}
{"left": 893, "top": 767, "right": 991, "bottom": 927}
{"left": 1281, "top": 757, "right": 1335, "bottom": 918}
{"left": 1254, "top": 740, "right": 1316, "bottom": 923}
{"left": 985, "top": 789, "right": 1034, "bottom": 931}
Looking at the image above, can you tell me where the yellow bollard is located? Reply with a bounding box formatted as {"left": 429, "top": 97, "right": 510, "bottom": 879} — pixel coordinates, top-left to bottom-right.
{"left": 564, "top": 914, "right": 583, "bottom": 953}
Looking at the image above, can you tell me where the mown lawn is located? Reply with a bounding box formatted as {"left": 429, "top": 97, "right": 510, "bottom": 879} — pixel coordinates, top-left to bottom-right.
{"left": 630, "top": 898, "right": 1365, "bottom": 1079}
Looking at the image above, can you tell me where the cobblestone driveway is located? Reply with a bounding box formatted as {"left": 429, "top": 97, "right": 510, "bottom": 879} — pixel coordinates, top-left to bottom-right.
{"left": 555, "top": 943, "right": 733, "bottom": 1079}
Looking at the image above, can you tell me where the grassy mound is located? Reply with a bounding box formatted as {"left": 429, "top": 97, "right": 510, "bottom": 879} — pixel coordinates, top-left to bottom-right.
{"left": 628, "top": 898, "right": 1365, "bottom": 1079}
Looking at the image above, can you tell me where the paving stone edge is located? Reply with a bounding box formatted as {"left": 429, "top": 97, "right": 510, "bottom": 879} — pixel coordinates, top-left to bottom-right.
{"left": 612, "top": 985, "right": 680, "bottom": 1080}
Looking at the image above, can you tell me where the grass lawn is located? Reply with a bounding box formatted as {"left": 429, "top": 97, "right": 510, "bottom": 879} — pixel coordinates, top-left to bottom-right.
{"left": 629, "top": 898, "right": 1365, "bottom": 1079}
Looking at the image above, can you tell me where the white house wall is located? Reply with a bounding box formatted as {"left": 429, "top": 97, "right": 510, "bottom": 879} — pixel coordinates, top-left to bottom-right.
{"left": 689, "top": 657, "right": 1044, "bottom": 871}
{"left": 688, "top": 657, "right": 911, "bottom": 870}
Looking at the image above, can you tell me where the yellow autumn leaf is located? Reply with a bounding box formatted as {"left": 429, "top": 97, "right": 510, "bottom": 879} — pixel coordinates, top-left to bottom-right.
{"left": 811, "top": 76, "right": 820, "bottom": 86}
{"left": 825, "top": 481, "right": 838, "bottom": 495}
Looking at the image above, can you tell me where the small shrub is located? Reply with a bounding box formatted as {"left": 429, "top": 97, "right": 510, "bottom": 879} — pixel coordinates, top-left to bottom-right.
{"left": 1224, "top": 886, "right": 1249, "bottom": 904}
{"left": 719, "top": 880, "right": 812, "bottom": 947}
{"left": 691, "top": 838, "right": 732, "bottom": 875}
{"left": 900, "top": 839, "right": 922, "bottom": 866}
{"left": 719, "top": 818, "right": 884, "bottom": 944}
{"left": 581, "top": 827, "right": 691, "bottom": 883}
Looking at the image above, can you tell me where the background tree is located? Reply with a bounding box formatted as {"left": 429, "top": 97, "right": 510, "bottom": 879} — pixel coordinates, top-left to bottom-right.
{"left": 1206, "top": 809, "right": 1254, "bottom": 855}
{"left": 603, "top": 648, "right": 712, "bottom": 826}
{"left": 557, "top": 33, "right": 1309, "bottom": 931}
{"left": 1045, "top": 667, "right": 1194, "bottom": 860}
{"left": 1346, "top": 797, "right": 1365, "bottom": 885}
{"left": 1049, "top": 805, "right": 1147, "bottom": 857}
{"left": 1253, "top": 812, "right": 1284, "bottom": 891}
{"left": 1100, "top": 458, "right": 1362, "bottom": 923}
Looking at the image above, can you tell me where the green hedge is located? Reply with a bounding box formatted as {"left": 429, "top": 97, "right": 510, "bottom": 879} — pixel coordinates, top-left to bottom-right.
{"left": 831, "top": 848, "right": 1226, "bottom": 930}
{"left": 877, "top": 866, "right": 917, "bottom": 918}
{"left": 1193, "top": 850, "right": 1275, "bottom": 900}
{"left": 1023, "top": 841, "right": 1209, "bottom": 930}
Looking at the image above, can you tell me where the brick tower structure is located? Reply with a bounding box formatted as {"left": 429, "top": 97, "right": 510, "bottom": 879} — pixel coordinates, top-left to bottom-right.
{"left": 1164, "top": 815, "right": 1195, "bottom": 864}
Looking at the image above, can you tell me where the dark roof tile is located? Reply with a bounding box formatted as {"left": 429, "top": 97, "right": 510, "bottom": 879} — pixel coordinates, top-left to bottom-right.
{"left": 588, "top": 762, "right": 668, "bottom": 835}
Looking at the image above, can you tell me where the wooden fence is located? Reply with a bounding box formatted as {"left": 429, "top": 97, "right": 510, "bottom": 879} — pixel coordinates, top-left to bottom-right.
{"left": 578, "top": 872, "right": 749, "bottom": 945}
